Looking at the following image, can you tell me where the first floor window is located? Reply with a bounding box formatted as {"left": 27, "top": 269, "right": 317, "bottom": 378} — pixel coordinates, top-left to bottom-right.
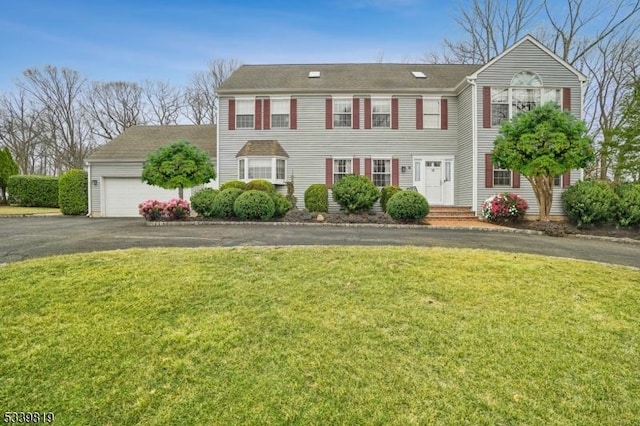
{"left": 493, "top": 168, "right": 511, "bottom": 186}
{"left": 333, "top": 99, "right": 352, "bottom": 128}
{"left": 238, "top": 157, "right": 287, "bottom": 183}
{"left": 423, "top": 99, "right": 440, "bottom": 129}
{"left": 333, "top": 158, "right": 352, "bottom": 183}
{"left": 236, "top": 99, "right": 254, "bottom": 128}
{"left": 554, "top": 175, "right": 562, "bottom": 186}
{"left": 372, "top": 159, "right": 391, "bottom": 187}
{"left": 271, "top": 99, "right": 290, "bottom": 128}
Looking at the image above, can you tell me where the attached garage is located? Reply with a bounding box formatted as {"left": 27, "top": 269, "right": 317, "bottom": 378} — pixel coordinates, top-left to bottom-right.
{"left": 86, "top": 125, "right": 216, "bottom": 217}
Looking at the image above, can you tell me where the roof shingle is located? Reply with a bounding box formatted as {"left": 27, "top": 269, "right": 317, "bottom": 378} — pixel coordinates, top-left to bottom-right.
{"left": 87, "top": 125, "right": 216, "bottom": 161}
{"left": 236, "top": 140, "right": 289, "bottom": 158}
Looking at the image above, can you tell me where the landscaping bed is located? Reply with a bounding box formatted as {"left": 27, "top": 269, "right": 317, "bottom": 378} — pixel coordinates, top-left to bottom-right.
{"left": 505, "top": 219, "right": 640, "bottom": 240}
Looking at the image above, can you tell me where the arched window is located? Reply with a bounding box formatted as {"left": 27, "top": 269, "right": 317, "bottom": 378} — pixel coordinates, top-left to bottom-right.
{"left": 510, "top": 71, "right": 542, "bottom": 87}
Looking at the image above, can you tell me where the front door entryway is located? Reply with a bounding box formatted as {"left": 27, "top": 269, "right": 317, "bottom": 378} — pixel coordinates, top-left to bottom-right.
{"left": 413, "top": 157, "right": 454, "bottom": 205}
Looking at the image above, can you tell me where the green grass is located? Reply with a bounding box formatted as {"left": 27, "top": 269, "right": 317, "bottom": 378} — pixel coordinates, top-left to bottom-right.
{"left": 0, "top": 205, "right": 61, "bottom": 215}
{"left": 1, "top": 247, "right": 638, "bottom": 425}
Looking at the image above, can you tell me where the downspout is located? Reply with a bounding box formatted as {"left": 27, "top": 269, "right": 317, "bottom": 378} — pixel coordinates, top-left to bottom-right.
{"left": 580, "top": 76, "right": 588, "bottom": 182}
{"left": 86, "top": 162, "right": 92, "bottom": 217}
{"left": 216, "top": 95, "right": 221, "bottom": 189}
{"left": 467, "top": 77, "right": 478, "bottom": 213}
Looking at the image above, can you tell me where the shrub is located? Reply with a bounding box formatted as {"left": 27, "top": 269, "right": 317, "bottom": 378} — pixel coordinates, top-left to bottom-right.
{"left": 332, "top": 175, "right": 380, "bottom": 213}
{"left": 562, "top": 180, "right": 618, "bottom": 226}
{"left": 481, "top": 192, "right": 529, "bottom": 223}
{"left": 165, "top": 198, "right": 191, "bottom": 220}
{"left": 58, "top": 169, "right": 88, "bottom": 215}
{"left": 233, "top": 190, "right": 275, "bottom": 220}
{"left": 380, "top": 185, "right": 402, "bottom": 213}
{"left": 304, "top": 184, "right": 328, "bottom": 212}
{"left": 246, "top": 179, "right": 275, "bottom": 193}
{"left": 7, "top": 175, "right": 59, "bottom": 207}
{"left": 286, "top": 179, "right": 297, "bottom": 208}
{"left": 190, "top": 188, "right": 219, "bottom": 218}
{"left": 271, "top": 192, "right": 292, "bottom": 218}
{"left": 220, "top": 180, "right": 247, "bottom": 191}
{"left": 138, "top": 199, "right": 166, "bottom": 221}
{"left": 386, "top": 191, "right": 430, "bottom": 221}
{"left": 615, "top": 182, "right": 640, "bottom": 227}
{"left": 212, "top": 188, "right": 244, "bottom": 218}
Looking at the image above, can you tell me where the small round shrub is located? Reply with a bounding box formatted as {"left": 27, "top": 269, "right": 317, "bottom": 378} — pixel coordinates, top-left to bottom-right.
{"left": 562, "top": 180, "right": 618, "bottom": 226}
{"left": 58, "top": 169, "right": 88, "bottom": 215}
{"left": 165, "top": 198, "right": 190, "bottom": 220}
{"left": 246, "top": 179, "right": 275, "bottom": 193}
{"left": 233, "top": 190, "right": 275, "bottom": 220}
{"left": 332, "top": 175, "right": 380, "bottom": 213}
{"left": 138, "top": 199, "right": 166, "bottom": 221}
{"left": 212, "top": 188, "right": 244, "bottom": 218}
{"left": 190, "top": 188, "right": 219, "bottom": 218}
{"left": 386, "top": 191, "right": 430, "bottom": 221}
{"left": 481, "top": 192, "right": 529, "bottom": 223}
{"left": 614, "top": 182, "right": 640, "bottom": 227}
{"left": 380, "top": 185, "right": 402, "bottom": 213}
{"left": 304, "top": 184, "right": 328, "bottom": 212}
{"left": 271, "top": 192, "right": 292, "bottom": 218}
{"left": 220, "top": 180, "right": 247, "bottom": 191}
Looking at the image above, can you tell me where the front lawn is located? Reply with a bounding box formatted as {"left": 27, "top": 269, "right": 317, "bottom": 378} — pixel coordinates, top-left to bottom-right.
{"left": 0, "top": 205, "right": 61, "bottom": 215}
{"left": 1, "top": 247, "right": 638, "bottom": 424}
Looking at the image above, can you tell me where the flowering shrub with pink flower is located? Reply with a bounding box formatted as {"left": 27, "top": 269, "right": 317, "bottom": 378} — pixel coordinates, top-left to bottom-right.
{"left": 481, "top": 192, "right": 529, "bottom": 222}
{"left": 165, "top": 198, "right": 191, "bottom": 220}
{"left": 138, "top": 199, "right": 167, "bottom": 221}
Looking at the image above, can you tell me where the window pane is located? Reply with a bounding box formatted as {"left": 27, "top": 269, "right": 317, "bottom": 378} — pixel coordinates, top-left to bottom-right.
{"left": 334, "top": 114, "right": 351, "bottom": 127}
{"left": 542, "top": 88, "right": 561, "bottom": 105}
{"left": 276, "top": 159, "right": 286, "bottom": 180}
{"left": 334, "top": 99, "right": 351, "bottom": 127}
{"left": 512, "top": 89, "right": 540, "bottom": 114}
{"left": 372, "top": 159, "right": 391, "bottom": 187}
{"left": 271, "top": 99, "right": 289, "bottom": 114}
{"left": 271, "top": 114, "right": 289, "bottom": 128}
{"left": 236, "top": 115, "right": 254, "bottom": 129}
{"left": 238, "top": 159, "right": 245, "bottom": 180}
{"left": 236, "top": 99, "right": 254, "bottom": 114}
{"left": 424, "top": 115, "right": 439, "bottom": 128}
{"left": 423, "top": 99, "right": 440, "bottom": 114}
{"left": 248, "top": 158, "right": 272, "bottom": 179}
{"left": 511, "top": 71, "right": 542, "bottom": 87}
{"left": 333, "top": 159, "right": 352, "bottom": 183}
{"left": 372, "top": 99, "right": 390, "bottom": 113}
{"left": 492, "top": 104, "right": 509, "bottom": 126}
{"left": 493, "top": 170, "right": 511, "bottom": 186}
{"left": 414, "top": 161, "right": 421, "bottom": 181}
{"left": 373, "top": 114, "right": 390, "bottom": 128}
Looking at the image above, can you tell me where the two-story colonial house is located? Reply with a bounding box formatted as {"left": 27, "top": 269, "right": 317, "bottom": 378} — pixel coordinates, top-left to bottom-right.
{"left": 216, "top": 35, "right": 587, "bottom": 216}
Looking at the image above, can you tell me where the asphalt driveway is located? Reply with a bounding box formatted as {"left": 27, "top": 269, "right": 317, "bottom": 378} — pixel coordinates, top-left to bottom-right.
{"left": 0, "top": 216, "right": 638, "bottom": 268}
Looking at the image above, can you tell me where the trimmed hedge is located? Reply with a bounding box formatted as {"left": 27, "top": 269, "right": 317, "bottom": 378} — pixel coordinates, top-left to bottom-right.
{"left": 246, "top": 179, "right": 275, "bottom": 193}
{"left": 220, "top": 180, "right": 247, "bottom": 191}
{"left": 271, "top": 192, "right": 292, "bottom": 218}
{"left": 562, "top": 180, "right": 618, "bottom": 226}
{"left": 233, "top": 190, "right": 275, "bottom": 220}
{"left": 7, "top": 175, "right": 59, "bottom": 207}
{"left": 190, "top": 188, "right": 219, "bottom": 218}
{"left": 304, "top": 184, "right": 328, "bottom": 212}
{"left": 58, "top": 169, "right": 88, "bottom": 215}
{"left": 212, "top": 188, "right": 244, "bottom": 218}
{"left": 332, "top": 175, "right": 380, "bottom": 213}
{"left": 386, "top": 191, "right": 430, "bottom": 221}
{"left": 380, "top": 185, "right": 402, "bottom": 213}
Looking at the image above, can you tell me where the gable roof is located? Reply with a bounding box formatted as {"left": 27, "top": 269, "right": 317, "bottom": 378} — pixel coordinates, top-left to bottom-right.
{"left": 217, "top": 63, "right": 482, "bottom": 95}
{"left": 236, "top": 140, "right": 289, "bottom": 158}
{"left": 87, "top": 125, "right": 216, "bottom": 162}
{"left": 468, "top": 34, "right": 588, "bottom": 82}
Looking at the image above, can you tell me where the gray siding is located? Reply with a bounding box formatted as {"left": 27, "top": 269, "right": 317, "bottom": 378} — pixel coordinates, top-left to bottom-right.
{"left": 219, "top": 95, "right": 464, "bottom": 210}
{"left": 475, "top": 39, "right": 583, "bottom": 215}
{"left": 455, "top": 85, "right": 473, "bottom": 206}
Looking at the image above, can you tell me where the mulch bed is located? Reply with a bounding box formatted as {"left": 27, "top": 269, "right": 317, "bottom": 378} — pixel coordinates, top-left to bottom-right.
{"left": 504, "top": 220, "right": 640, "bottom": 240}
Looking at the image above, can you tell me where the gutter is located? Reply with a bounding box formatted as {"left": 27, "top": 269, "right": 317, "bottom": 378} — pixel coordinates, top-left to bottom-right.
{"left": 467, "top": 76, "right": 478, "bottom": 213}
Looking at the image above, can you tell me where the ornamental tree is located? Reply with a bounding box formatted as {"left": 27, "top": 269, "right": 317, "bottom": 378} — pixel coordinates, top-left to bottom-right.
{"left": 142, "top": 140, "right": 215, "bottom": 199}
{"left": 0, "top": 147, "right": 19, "bottom": 204}
{"left": 492, "top": 103, "right": 594, "bottom": 221}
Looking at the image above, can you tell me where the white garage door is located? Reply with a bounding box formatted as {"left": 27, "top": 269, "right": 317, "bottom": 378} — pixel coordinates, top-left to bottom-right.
{"left": 103, "top": 177, "right": 189, "bottom": 217}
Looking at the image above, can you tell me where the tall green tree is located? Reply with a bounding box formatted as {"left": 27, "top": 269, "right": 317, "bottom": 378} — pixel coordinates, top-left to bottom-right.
{"left": 142, "top": 140, "right": 215, "bottom": 199}
{"left": 493, "top": 103, "right": 594, "bottom": 221}
{"left": 613, "top": 81, "right": 640, "bottom": 182}
{"left": 0, "top": 147, "right": 19, "bottom": 204}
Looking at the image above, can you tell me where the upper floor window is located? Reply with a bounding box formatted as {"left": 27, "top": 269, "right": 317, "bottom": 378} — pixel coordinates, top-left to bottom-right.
{"left": 271, "top": 99, "right": 290, "bottom": 128}
{"left": 423, "top": 99, "right": 441, "bottom": 129}
{"left": 333, "top": 99, "right": 352, "bottom": 128}
{"left": 333, "top": 158, "right": 352, "bottom": 183}
{"left": 372, "top": 99, "right": 390, "bottom": 128}
{"left": 511, "top": 71, "right": 542, "bottom": 87}
{"left": 236, "top": 99, "right": 254, "bottom": 129}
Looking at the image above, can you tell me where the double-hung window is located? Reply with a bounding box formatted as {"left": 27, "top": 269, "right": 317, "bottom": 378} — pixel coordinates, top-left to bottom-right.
{"left": 333, "top": 99, "right": 352, "bottom": 128}
{"left": 236, "top": 99, "right": 254, "bottom": 129}
{"left": 333, "top": 158, "right": 352, "bottom": 183}
{"left": 372, "top": 99, "right": 390, "bottom": 128}
{"left": 423, "top": 99, "right": 440, "bottom": 129}
{"left": 493, "top": 167, "right": 511, "bottom": 186}
{"left": 271, "top": 98, "right": 290, "bottom": 128}
{"left": 372, "top": 159, "right": 391, "bottom": 187}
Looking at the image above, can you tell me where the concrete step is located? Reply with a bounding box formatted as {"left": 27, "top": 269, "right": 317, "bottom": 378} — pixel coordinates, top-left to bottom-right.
{"left": 427, "top": 206, "right": 477, "bottom": 220}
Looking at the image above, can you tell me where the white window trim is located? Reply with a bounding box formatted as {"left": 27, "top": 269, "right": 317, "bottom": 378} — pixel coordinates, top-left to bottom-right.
{"left": 423, "top": 97, "right": 441, "bottom": 129}
{"left": 332, "top": 157, "right": 353, "bottom": 184}
{"left": 371, "top": 97, "right": 391, "bottom": 129}
{"left": 237, "top": 156, "right": 287, "bottom": 185}
{"left": 235, "top": 98, "right": 255, "bottom": 129}
{"left": 333, "top": 97, "right": 352, "bottom": 128}
{"left": 371, "top": 157, "right": 393, "bottom": 187}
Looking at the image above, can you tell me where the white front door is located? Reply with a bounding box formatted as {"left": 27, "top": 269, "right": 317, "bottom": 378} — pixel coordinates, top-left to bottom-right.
{"left": 413, "top": 157, "right": 454, "bottom": 205}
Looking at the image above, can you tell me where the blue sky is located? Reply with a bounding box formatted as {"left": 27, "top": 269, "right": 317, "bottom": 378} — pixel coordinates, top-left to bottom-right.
{"left": 0, "top": 0, "right": 460, "bottom": 92}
